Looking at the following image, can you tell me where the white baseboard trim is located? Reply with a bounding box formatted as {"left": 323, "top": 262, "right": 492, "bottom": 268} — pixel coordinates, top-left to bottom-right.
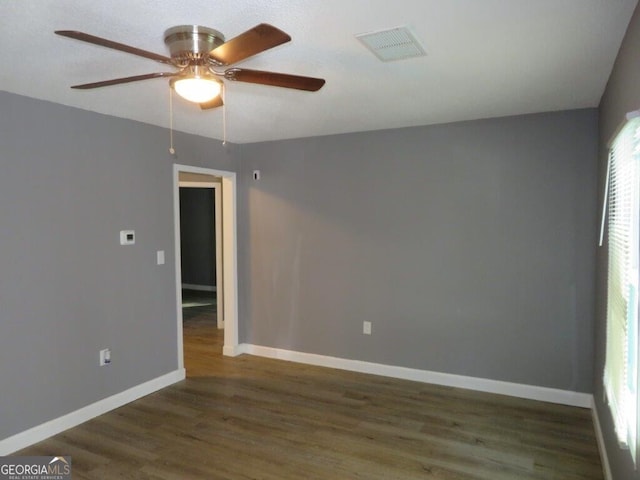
{"left": 223, "top": 344, "right": 246, "bottom": 357}
{"left": 591, "top": 397, "right": 613, "bottom": 480}
{"left": 0, "top": 368, "right": 185, "bottom": 456}
{"left": 182, "top": 284, "right": 216, "bottom": 292}
{"left": 240, "top": 344, "right": 592, "bottom": 408}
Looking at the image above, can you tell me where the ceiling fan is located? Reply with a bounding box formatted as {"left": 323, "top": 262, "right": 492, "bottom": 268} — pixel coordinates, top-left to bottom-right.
{"left": 55, "top": 24, "right": 326, "bottom": 109}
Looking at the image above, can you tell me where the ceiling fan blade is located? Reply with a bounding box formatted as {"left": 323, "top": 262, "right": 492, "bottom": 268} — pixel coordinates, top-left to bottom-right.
{"left": 200, "top": 96, "right": 224, "bottom": 110}
{"left": 55, "top": 30, "right": 174, "bottom": 64}
{"left": 71, "top": 72, "right": 178, "bottom": 89}
{"left": 209, "top": 23, "right": 291, "bottom": 66}
{"left": 224, "top": 68, "right": 325, "bottom": 91}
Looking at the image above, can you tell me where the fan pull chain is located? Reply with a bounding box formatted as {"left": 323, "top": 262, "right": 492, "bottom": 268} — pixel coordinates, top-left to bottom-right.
{"left": 168, "top": 88, "right": 176, "bottom": 155}
{"left": 222, "top": 87, "right": 227, "bottom": 146}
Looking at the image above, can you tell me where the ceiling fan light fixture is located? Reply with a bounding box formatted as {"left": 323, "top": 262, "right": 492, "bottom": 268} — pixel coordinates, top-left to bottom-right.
{"left": 171, "top": 66, "right": 222, "bottom": 103}
{"left": 173, "top": 77, "right": 221, "bottom": 103}
{"left": 171, "top": 77, "right": 222, "bottom": 103}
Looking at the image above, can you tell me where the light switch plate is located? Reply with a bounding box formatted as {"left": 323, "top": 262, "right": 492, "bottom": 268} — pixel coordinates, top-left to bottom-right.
{"left": 157, "top": 250, "right": 165, "bottom": 265}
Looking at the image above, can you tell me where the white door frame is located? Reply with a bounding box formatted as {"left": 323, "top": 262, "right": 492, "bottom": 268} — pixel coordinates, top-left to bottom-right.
{"left": 173, "top": 164, "right": 240, "bottom": 366}
{"left": 178, "top": 181, "right": 224, "bottom": 330}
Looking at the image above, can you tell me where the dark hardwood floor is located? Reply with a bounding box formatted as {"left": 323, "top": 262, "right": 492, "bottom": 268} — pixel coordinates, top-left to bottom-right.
{"left": 17, "top": 301, "right": 603, "bottom": 479}
{"left": 181, "top": 289, "right": 220, "bottom": 377}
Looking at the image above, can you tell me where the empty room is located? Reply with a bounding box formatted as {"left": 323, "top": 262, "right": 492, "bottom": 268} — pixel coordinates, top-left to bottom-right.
{"left": 1, "top": 1, "right": 640, "bottom": 479}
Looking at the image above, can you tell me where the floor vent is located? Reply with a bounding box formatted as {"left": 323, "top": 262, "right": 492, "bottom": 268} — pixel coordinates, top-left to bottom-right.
{"left": 356, "top": 26, "right": 426, "bottom": 62}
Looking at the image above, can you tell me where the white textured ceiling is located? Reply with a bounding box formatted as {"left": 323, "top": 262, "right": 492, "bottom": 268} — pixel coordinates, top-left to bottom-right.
{"left": 0, "top": 0, "right": 637, "bottom": 144}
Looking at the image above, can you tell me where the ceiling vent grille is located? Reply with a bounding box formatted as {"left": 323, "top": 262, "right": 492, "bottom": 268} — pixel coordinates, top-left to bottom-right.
{"left": 356, "top": 26, "right": 426, "bottom": 62}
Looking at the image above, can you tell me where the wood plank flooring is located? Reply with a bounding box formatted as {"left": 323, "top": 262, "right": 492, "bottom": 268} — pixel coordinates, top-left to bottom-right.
{"left": 17, "top": 309, "right": 603, "bottom": 479}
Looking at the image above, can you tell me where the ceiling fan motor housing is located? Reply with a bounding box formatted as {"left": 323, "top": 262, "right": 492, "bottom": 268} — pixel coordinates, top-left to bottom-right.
{"left": 164, "top": 25, "right": 225, "bottom": 63}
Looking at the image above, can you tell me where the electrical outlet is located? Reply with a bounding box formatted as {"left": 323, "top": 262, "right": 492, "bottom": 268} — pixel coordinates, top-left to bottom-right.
{"left": 99, "top": 348, "right": 111, "bottom": 366}
{"left": 363, "top": 321, "right": 372, "bottom": 335}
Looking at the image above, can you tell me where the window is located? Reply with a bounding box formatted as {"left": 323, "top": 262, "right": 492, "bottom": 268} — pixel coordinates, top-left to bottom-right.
{"left": 602, "top": 113, "right": 640, "bottom": 463}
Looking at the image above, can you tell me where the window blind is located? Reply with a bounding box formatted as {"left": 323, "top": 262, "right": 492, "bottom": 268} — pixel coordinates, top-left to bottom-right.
{"left": 604, "top": 115, "right": 640, "bottom": 463}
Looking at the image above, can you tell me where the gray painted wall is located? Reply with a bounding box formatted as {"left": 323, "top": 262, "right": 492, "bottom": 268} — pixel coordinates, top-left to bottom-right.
{"left": 596, "top": 3, "right": 640, "bottom": 479}
{"left": 0, "top": 91, "right": 601, "bottom": 449}
{"left": 179, "top": 187, "right": 216, "bottom": 287}
{"left": 0, "top": 91, "right": 235, "bottom": 440}
{"left": 239, "top": 109, "right": 598, "bottom": 393}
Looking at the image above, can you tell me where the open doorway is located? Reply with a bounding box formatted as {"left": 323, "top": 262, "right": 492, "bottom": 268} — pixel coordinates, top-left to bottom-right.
{"left": 179, "top": 182, "right": 223, "bottom": 329}
{"left": 179, "top": 183, "right": 222, "bottom": 377}
{"left": 173, "top": 164, "right": 239, "bottom": 377}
